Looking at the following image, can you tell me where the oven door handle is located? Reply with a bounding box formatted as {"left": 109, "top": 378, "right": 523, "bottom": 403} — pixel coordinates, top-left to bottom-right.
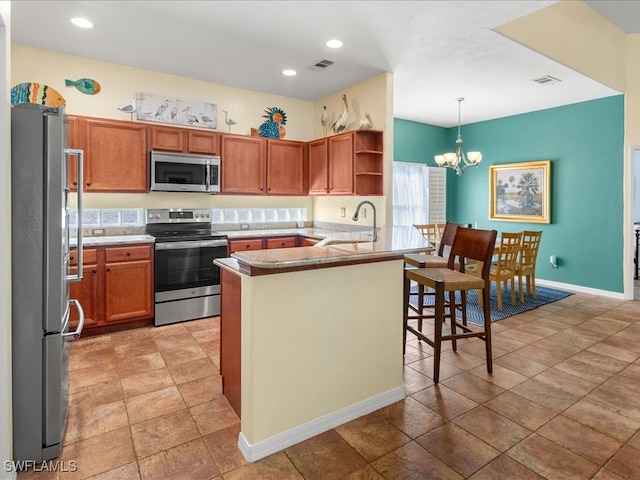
{"left": 155, "top": 239, "right": 229, "bottom": 250}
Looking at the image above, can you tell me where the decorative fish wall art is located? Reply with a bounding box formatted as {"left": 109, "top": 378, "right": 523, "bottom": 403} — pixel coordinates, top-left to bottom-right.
{"left": 11, "top": 82, "right": 67, "bottom": 107}
{"left": 65, "top": 78, "right": 101, "bottom": 95}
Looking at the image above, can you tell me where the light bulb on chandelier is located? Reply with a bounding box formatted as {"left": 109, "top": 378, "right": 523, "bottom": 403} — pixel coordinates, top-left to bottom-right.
{"left": 434, "top": 98, "right": 482, "bottom": 175}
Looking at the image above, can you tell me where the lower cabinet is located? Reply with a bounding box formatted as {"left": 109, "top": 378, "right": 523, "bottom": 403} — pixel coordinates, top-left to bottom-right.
{"left": 70, "top": 243, "right": 154, "bottom": 334}
{"left": 228, "top": 235, "right": 299, "bottom": 254}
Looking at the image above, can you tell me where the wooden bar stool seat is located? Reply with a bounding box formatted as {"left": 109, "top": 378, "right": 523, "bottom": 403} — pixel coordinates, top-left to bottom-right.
{"left": 403, "top": 227, "right": 497, "bottom": 383}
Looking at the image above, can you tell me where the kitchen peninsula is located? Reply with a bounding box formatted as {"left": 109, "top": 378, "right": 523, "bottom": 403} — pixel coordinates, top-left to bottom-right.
{"left": 215, "top": 225, "right": 432, "bottom": 462}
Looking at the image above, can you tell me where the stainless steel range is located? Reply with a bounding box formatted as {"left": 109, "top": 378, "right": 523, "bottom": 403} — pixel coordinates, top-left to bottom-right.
{"left": 146, "top": 208, "right": 228, "bottom": 326}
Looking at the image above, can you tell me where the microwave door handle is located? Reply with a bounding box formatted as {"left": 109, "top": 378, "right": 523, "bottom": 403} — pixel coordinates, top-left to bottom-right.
{"left": 65, "top": 148, "right": 84, "bottom": 282}
{"left": 205, "top": 163, "right": 211, "bottom": 192}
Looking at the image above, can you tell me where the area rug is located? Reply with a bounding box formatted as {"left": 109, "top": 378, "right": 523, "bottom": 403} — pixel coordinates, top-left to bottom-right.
{"left": 408, "top": 283, "right": 574, "bottom": 325}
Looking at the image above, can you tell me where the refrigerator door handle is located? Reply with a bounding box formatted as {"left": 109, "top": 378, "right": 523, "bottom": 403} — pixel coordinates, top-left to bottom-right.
{"left": 62, "top": 299, "right": 85, "bottom": 339}
{"left": 65, "top": 148, "right": 84, "bottom": 282}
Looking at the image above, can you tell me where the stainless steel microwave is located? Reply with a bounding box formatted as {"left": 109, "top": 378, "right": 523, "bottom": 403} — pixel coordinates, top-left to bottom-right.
{"left": 150, "top": 151, "right": 221, "bottom": 193}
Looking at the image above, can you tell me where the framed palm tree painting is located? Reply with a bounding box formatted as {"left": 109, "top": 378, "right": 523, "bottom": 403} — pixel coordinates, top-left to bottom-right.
{"left": 489, "top": 160, "right": 550, "bottom": 223}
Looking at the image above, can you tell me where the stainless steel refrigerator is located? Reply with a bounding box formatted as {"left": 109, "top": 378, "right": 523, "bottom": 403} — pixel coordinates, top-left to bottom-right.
{"left": 11, "top": 103, "right": 85, "bottom": 462}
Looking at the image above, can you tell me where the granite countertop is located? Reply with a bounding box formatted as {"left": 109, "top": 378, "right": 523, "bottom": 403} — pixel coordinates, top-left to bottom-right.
{"left": 223, "top": 227, "right": 337, "bottom": 240}
{"left": 71, "top": 234, "right": 155, "bottom": 247}
{"left": 224, "top": 226, "right": 434, "bottom": 276}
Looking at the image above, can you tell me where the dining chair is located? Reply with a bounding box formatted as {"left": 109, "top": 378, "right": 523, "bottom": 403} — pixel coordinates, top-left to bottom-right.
{"left": 489, "top": 231, "right": 523, "bottom": 310}
{"left": 404, "top": 227, "right": 497, "bottom": 383}
{"left": 515, "top": 230, "right": 543, "bottom": 303}
{"left": 413, "top": 223, "right": 440, "bottom": 243}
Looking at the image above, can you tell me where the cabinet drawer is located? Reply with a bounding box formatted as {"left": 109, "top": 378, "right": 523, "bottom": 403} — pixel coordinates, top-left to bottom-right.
{"left": 299, "top": 237, "right": 320, "bottom": 246}
{"left": 105, "top": 245, "right": 152, "bottom": 263}
{"left": 228, "top": 239, "right": 264, "bottom": 254}
{"left": 266, "top": 237, "right": 298, "bottom": 249}
{"left": 70, "top": 248, "right": 97, "bottom": 266}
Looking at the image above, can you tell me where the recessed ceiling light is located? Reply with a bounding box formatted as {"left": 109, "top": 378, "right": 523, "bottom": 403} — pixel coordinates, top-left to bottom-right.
{"left": 70, "top": 17, "right": 94, "bottom": 29}
{"left": 282, "top": 69, "right": 297, "bottom": 76}
{"left": 326, "top": 39, "right": 343, "bottom": 49}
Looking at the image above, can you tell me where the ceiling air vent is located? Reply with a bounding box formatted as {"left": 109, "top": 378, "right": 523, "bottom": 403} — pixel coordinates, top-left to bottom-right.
{"left": 532, "top": 75, "right": 562, "bottom": 86}
{"left": 308, "top": 59, "right": 334, "bottom": 72}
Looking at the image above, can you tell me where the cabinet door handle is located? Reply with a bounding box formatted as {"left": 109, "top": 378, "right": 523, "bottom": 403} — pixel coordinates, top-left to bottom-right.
{"left": 86, "top": 182, "right": 91, "bottom": 186}
{"left": 92, "top": 269, "right": 97, "bottom": 273}
{"left": 106, "top": 268, "right": 111, "bottom": 272}
{"left": 72, "top": 181, "right": 77, "bottom": 186}
{"left": 126, "top": 252, "right": 131, "bottom": 256}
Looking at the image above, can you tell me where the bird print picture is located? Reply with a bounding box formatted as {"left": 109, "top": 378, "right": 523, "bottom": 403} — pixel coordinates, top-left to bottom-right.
{"left": 135, "top": 93, "right": 217, "bottom": 129}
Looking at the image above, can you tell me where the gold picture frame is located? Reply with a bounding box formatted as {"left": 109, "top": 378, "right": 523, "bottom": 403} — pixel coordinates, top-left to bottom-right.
{"left": 489, "top": 160, "right": 551, "bottom": 223}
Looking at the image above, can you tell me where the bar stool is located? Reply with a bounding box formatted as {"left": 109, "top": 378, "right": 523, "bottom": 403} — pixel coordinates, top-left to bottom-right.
{"left": 403, "top": 222, "right": 467, "bottom": 353}
{"left": 404, "top": 227, "right": 497, "bottom": 383}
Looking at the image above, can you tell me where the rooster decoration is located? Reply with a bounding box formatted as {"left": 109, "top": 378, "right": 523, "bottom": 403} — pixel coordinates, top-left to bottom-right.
{"left": 331, "top": 94, "right": 349, "bottom": 134}
{"left": 258, "top": 107, "right": 287, "bottom": 138}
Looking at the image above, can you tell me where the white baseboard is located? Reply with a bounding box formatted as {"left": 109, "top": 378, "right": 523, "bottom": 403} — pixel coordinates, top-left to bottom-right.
{"left": 536, "top": 278, "right": 627, "bottom": 300}
{"left": 237, "top": 386, "right": 405, "bottom": 463}
{"left": 0, "top": 471, "right": 17, "bottom": 480}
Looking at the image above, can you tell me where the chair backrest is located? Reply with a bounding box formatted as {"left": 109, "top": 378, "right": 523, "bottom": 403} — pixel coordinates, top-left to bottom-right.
{"left": 438, "top": 221, "right": 472, "bottom": 257}
{"left": 413, "top": 223, "right": 439, "bottom": 243}
{"left": 447, "top": 227, "right": 498, "bottom": 284}
{"left": 495, "top": 231, "right": 523, "bottom": 272}
{"left": 519, "top": 230, "right": 543, "bottom": 272}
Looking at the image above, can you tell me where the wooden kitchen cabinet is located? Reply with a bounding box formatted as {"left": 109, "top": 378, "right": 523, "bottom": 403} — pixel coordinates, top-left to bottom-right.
{"left": 265, "top": 236, "right": 298, "bottom": 249}
{"left": 228, "top": 235, "right": 299, "bottom": 254}
{"left": 80, "top": 117, "right": 149, "bottom": 192}
{"left": 221, "top": 135, "right": 266, "bottom": 194}
{"left": 149, "top": 125, "right": 220, "bottom": 155}
{"left": 266, "top": 140, "right": 306, "bottom": 195}
{"left": 220, "top": 268, "right": 241, "bottom": 416}
{"left": 69, "top": 244, "right": 154, "bottom": 335}
{"left": 221, "top": 135, "right": 306, "bottom": 195}
{"left": 308, "top": 130, "right": 383, "bottom": 196}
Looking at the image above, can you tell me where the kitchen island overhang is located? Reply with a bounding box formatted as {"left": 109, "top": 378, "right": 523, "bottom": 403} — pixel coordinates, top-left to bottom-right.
{"left": 215, "top": 226, "right": 433, "bottom": 462}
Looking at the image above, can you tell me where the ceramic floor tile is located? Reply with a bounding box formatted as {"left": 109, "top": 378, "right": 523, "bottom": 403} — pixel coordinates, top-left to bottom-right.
{"left": 587, "top": 341, "right": 640, "bottom": 364}
{"left": 64, "top": 399, "right": 129, "bottom": 444}
{"left": 453, "top": 405, "right": 531, "bottom": 452}
{"left": 439, "top": 348, "right": 486, "bottom": 371}
{"left": 533, "top": 367, "right": 598, "bottom": 397}
{"left": 406, "top": 356, "right": 464, "bottom": 382}
{"left": 116, "top": 352, "right": 166, "bottom": 379}
{"left": 494, "top": 351, "right": 548, "bottom": 377}
{"left": 154, "top": 331, "right": 200, "bottom": 352}
{"left": 125, "top": 385, "right": 186, "bottom": 425}
{"left": 563, "top": 399, "right": 640, "bottom": 442}
{"left": 202, "top": 424, "right": 247, "bottom": 475}
{"left": 131, "top": 409, "right": 200, "bottom": 459}
{"left": 68, "top": 379, "right": 123, "bottom": 408}
{"left": 370, "top": 441, "right": 463, "bottom": 480}
{"left": 190, "top": 328, "right": 220, "bottom": 344}
{"left": 177, "top": 374, "right": 222, "bottom": 407}
{"left": 579, "top": 316, "right": 632, "bottom": 336}
{"left": 411, "top": 384, "right": 478, "bottom": 421}
{"left": 335, "top": 411, "right": 411, "bottom": 462}
{"left": 159, "top": 343, "right": 207, "bottom": 366}
{"left": 468, "top": 454, "right": 545, "bottom": 480}
{"left": 58, "top": 427, "right": 136, "bottom": 480}
{"left": 591, "top": 468, "right": 627, "bottom": 480}
{"left": 402, "top": 365, "right": 434, "bottom": 395}
{"left": 586, "top": 385, "right": 640, "bottom": 422}
{"left": 442, "top": 372, "right": 506, "bottom": 404}
{"left": 69, "top": 346, "right": 117, "bottom": 371}
{"left": 285, "top": 430, "right": 367, "bottom": 480}
{"left": 183, "top": 317, "right": 218, "bottom": 333}
{"left": 221, "top": 451, "right": 303, "bottom": 480}
{"left": 113, "top": 339, "right": 159, "bottom": 360}
{"left": 506, "top": 433, "right": 600, "bottom": 480}
{"left": 167, "top": 357, "right": 219, "bottom": 385}
{"left": 537, "top": 415, "right": 622, "bottom": 465}
{"left": 468, "top": 362, "right": 528, "bottom": 390}
{"left": 120, "top": 367, "right": 175, "bottom": 399}
{"left": 83, "top": 462, "right": 141, "bottom": 480}
{"left": 509, "top": 378, "right": 581, "bottom": 412}
{"left": 514, "top": 341, "right": 580, "bottom": 368}
{"left": 343, "top": 465, "right": 386, "bottom": 480}
{"left": 150, "top": 322, "right": 188, "bottom": 338}
{"left": 415, "top": 423, "right": 500, "bottom": 477}
{"left": 376, "top": 396, "right": 446, "bottom": 439}
{"left": 484, "top": 391, "right": 557, "bottom": 431}
{"left": 189, "top": 396, "right": 240, "bottom": 436}
{"left": 69, "top": 363, "right": 119, "bottom": 390}
{"left": 138, "top": 438, "right": 219, "bottom": 480}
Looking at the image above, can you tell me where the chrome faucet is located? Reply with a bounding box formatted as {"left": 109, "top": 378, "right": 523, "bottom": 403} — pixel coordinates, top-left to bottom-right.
{"left": 352, "top": 200, "right": 377, "bottom": 242}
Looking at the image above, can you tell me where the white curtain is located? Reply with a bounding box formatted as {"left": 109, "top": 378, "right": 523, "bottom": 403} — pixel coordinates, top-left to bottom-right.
{"left": 393, "top": 162, "right": 429, "bottom": 226}
{"left": 393, "top": 162, "right": 446, "bottom": 226}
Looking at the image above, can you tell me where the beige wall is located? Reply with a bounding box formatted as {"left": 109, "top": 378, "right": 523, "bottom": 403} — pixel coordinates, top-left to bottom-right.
{"left": 11, "top": 46, "right": 394, "bottom": 224}
{"left": 497, "top": 0, "right": 639, "bottom": 295}
{"left": 240, "top": 259, "right": 404, "bottom": 444}
{"left": 1, "top": 3, "right": 11, "bottom": 476}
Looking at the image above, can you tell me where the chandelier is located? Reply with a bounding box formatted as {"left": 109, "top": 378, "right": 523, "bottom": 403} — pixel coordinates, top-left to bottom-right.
{"left": 434, "top": 98, "right": 482, "bottom": 175}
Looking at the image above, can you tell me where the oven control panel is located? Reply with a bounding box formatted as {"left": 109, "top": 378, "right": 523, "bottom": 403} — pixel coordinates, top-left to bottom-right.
{"left": 146, "top": 208, "right": 211, "bottom": 223}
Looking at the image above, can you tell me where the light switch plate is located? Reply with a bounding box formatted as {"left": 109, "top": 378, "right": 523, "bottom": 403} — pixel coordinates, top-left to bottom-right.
{"left": 297, "top": 221, "right": 304, "bottom": 228}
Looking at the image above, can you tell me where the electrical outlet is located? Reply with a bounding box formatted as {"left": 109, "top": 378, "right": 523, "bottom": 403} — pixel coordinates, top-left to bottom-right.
{"left": 362, "top": 208, "right": 367, "bottom": 219}
{"left": 340, "top": 207, "right": 346, "bottom": 217}
{"left": 240, "top": 223, "right": 249, "bottom": 230}
{"left": 92, "top": 228, "right": 105, "bottom": 236}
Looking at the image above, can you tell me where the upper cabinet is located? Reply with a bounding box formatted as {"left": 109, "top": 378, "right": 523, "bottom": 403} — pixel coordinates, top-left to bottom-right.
{"left": 221, "top": 135, "right": 306, "bottom": 195}
{"left": 70, "top": 117, "right": 148, "bottom": 193}
{"left": 308, "top": 130, "right": 383, "bottom": 196}
{"left": 149, "top": 125, "right": 220, "bottom": 155}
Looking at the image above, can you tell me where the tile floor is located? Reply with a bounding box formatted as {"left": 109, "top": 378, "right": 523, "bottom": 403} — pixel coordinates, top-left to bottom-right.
{"left": 18, "top": 281, "right": 640, "bottom": 479}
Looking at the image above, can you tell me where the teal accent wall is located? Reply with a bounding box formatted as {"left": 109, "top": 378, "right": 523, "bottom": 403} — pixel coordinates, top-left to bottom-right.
{"left": 394, "top": 118, "right": 449, "bottom": 164}
{"left": 394, "top": 95, "right": 625, "bottom": 293}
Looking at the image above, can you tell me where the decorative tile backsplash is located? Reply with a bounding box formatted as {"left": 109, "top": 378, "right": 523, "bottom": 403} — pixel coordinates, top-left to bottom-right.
{"left": 70, "top": 208, "right": 307, "bottom": 228}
